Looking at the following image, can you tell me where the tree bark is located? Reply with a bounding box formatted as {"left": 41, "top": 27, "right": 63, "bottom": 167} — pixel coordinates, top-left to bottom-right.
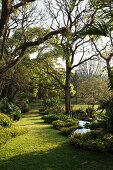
{"left": 65, "top": 65, "right": 72, "bottom": 116}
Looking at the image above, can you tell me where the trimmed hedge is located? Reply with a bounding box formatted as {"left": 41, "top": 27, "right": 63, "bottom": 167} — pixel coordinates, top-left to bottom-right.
{"left": 70, "top": 130, "right": 113, "bottom": 153}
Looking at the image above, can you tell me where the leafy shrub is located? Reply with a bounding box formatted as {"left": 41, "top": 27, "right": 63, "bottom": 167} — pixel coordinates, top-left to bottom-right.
{"left": 0, "top": 126, "right": 28, "bottom": 146}
{"left": 42, "top": 113, "right": 70, "bottom": 124}
{"left": 70, "top": 130, "right": 113, "bottom": 153}
{"left": 52, "top": 119, "right": 78, "bottom": 129}
{"left": 44, "top": 105, "right": 65, "bottom": 115}
{"left": 0, "top": 98, "right": 14, "bottom": 114}
{"left": 52, "top": 120, "right": 67, "bottom": 129}
{"left": 60, "top": 126, "right": 77, "bottom": 136}
{"left": 43, "top": 98, "right": 65, "bottom": 115}
{"left": 0, "top": 98, "right": 22, "bottom": 121}
{"left": 85, "top": 121, "right": 102, "bottom": 130}
{"left": 11, "top": 110, "right": 22, "bottom": 121}
{"left": 72, "top": 109, "right": 86, "bottom": 119}
{"left": 44, "top": 98, "right": 60, "bottom": 107}
{"left": 0, "top": 113, "right": 12, "bottom": 127}
{"left": 42, "top": 114, "right": 59, "bottom": 123}
{"left": 98, "top": 98, "right": 113, "bottom": 133}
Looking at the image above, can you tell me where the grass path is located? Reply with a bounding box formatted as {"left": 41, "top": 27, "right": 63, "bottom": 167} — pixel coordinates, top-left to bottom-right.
{"left": 0, "top": 110, "right": 113, "bottom": 170}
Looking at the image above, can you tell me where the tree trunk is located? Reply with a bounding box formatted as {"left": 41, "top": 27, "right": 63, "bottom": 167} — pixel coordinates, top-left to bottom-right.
{"left": 65, "top": 65, "right": 72, "bottom": 116}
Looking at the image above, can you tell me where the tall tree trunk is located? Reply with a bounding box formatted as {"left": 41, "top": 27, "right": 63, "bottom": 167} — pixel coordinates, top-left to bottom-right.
{"left": 106, "top": 60, "right": 113, "bottom": 89}
{"left": 106, "top": 60, "right": 111, "bottom": 78}
{"left": 65, "top": 65, "right": 72, "bottom": 116}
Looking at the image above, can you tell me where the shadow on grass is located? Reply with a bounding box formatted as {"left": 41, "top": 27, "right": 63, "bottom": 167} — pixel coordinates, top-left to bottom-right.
{"left": 0, "top": 143, "right": 113, "bottom": 170}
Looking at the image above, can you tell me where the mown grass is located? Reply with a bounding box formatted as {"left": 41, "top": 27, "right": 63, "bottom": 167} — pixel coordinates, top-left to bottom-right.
{"left": 0, "top": 108, "right": 113, "bottom": 170}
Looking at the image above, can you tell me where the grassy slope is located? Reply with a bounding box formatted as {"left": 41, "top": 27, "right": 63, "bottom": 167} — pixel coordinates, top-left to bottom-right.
{"left": 0, "top": 109, "right": 113, "bottom": 170}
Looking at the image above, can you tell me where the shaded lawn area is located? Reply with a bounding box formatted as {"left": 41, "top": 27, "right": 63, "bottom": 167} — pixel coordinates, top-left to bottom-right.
{"left": 0, "top": 112, "right": 113, "bottom": 170}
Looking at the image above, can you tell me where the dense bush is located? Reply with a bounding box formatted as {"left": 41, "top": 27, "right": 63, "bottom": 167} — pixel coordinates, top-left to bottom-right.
{"left": 42, "top": 113, "right": 70, "bottom": 123}
{"left": 52, "top": 120, "right": 67, "bottom": 129}
{"left": 85, "top": 121, "right": 102, "bottom": 130}
{"left": 70, "top": 130, "right": 113, "bottom": 153}
{"left": 0, "top": 98, "right": 22, "bottom": 121}
{"left": 43, "top": 98, "right": 64, "bottom": 115}
{"left": 72, "top": 106, "right": 96, "bottom": 120}
{"left": 0, "top": 113, "right": 12, "bottom": 127}
{"left": 52, "top": 119, "right": 78, "bottom": 130}
{"left": 0, "top": 98, "right": 14, "bottom": 114}
{"left": 72, "top": 109, "right": 86, "bottom": 119}
{"left": 60, "top": 126, "right": 77, "bottom": 136}
{"left": 0, "top": 126, "right": 28, "bottom": 146}
{"left": 42, "top": 114, "right": 59, "bottom": 123}
{"left": 98, "top": 98, "right": 113, "bottom": 133}
{"left": 11, "top": 110, "right": 22, "bottom": 121}
{"left": 44, "top": 98, "right": 60, "bottom": 107}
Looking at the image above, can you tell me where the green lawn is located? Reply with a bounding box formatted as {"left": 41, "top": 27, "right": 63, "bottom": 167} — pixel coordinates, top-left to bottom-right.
{"left": 0, "top": 109, "right": 113, "bottom": 170}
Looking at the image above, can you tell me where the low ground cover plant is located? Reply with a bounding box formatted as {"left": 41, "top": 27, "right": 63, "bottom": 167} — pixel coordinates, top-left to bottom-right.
{"left": 0, "top": 126, "right": 28, "bottom": 146}
{"left": 0, "top": 113, "right": 12, "bottom": 127}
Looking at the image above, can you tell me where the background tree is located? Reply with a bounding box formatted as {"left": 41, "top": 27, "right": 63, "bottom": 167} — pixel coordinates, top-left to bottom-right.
{"left": 0, "top": 0, "right": 65, "bottom": 76}
{"left": 44, "top": 0, "right": 101, "bottom": 115}
{"left": 77, "top": 76, "right": 112, "bottom": 104}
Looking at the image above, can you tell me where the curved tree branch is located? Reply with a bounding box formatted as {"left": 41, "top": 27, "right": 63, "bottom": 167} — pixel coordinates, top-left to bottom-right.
{"left": 0, "top": 28, "right": 64, "bottom": 75}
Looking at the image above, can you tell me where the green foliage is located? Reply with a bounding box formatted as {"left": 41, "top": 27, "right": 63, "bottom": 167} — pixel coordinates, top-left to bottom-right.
{"left": 70, "top": 130, "right": 113, "bottom": 153}
{"left": 77, "top": 77, "right": 111, "bottom": 105}
{"left": 0, "top": 98, "right": 22, "bottom": 121}
{"left": 42, "top": 113, "right": 70, "bottom": 124}
{"left": 72, "top": 109, "right": 86, "bottom": 119}
{"left": 83, "top": 21, "right": 109, "bottom": 37}
{"left": 52, "top": 119, "right": 78, "bottom": 130}
{"left": 85, "top": 121, "right": 102, "bottom": 130}
{"left": 0, "top": 98, "right": 14, "bottom": 114}
{"left": 73, "top": 105, "right": 97, "bottom": 120}
{"left": 42, "top": 114, "right": 59, "bottom": 123}
{"left": 0, "top": 113, "right": 12, "bottom": 127}
{"left": 52, "top": 120, "right": 67, "bottom": 129}
{"left": 98, "top": 98, "right": 113, "bottom": 133}
{"left": 43, "top": 98, "right": 65, "bottom": 115}
{"left": 44, "top": 98, "right": 60, "bottom": 107}
{"left": 0, "top": 126, "right": 28, "bottom": 146}
{"left": 11, "top": 111, "right": 22, "bottom": 121}
{"left": 60, "top": 126, "right": 78, "bottom": 136}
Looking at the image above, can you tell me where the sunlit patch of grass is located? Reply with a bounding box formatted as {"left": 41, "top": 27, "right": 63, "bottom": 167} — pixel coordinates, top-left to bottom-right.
{"left": 0, "top": 111, "right": 113, "bottom": 170}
